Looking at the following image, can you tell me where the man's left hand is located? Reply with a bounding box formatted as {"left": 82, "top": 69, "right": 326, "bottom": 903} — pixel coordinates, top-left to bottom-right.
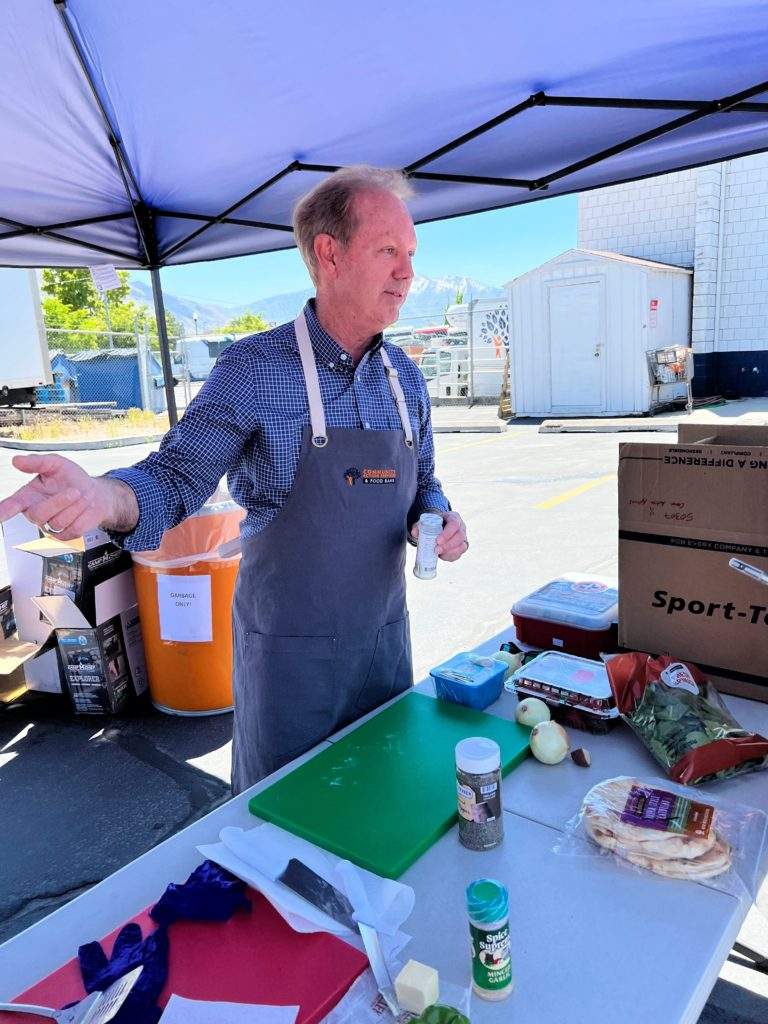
{"left": 436, "top": 511, "right": 468, "bottom": 561}
{"left": 410, "top": 510, "right": 468, "bottom": 562}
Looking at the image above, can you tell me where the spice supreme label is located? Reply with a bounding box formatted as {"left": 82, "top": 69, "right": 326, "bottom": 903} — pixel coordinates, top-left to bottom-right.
{"left": 470, "top": 922, "right": 512, "bottom": 992}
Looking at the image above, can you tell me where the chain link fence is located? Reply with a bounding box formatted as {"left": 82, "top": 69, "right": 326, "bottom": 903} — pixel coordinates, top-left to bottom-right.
{"left": 36, "top": 301, "right": 510, "bottom": 421}
{"left": 384, "top": 300, "right": 510, "bottom": 407}
{"left": 41, "top": 324, "right": 196, "bottom": 417}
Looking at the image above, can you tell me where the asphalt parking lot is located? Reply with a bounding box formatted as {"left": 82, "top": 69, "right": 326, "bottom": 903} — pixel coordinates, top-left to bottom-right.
{"left": 0, "top": 422, "right": 766, "bottom": 1022}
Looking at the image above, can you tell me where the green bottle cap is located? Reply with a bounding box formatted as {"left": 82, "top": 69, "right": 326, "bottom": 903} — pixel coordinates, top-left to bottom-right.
{"left": 466, "top": 878, "right": 509, "bottom": 924}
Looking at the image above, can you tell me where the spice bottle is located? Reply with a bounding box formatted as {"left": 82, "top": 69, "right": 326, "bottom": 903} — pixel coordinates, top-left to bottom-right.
{"left": 455, "top": 737, "right": 503, "bottom": 851}
{"left": 413, "top": 512, "right": 443, "bottom": 580}
{"left": 466, "top": 878, "right": 513, "bottom": 1000}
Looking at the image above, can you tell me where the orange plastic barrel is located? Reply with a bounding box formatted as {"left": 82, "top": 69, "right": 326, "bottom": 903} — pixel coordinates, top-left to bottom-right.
{"left": 131, "top": 496, "right": 244, "bottom": 715}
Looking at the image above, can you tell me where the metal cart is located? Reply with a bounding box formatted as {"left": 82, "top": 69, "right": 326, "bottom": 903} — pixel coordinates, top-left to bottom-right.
{"left": 646, "top": 345, "right": 694, "bottom": 414}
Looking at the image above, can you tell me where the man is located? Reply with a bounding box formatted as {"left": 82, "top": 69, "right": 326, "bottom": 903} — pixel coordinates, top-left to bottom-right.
{"left": 0, "top": 166, "right": 468, "bottom": 793}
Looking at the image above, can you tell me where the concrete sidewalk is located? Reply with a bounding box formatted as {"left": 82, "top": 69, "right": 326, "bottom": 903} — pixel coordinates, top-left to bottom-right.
{"left": 431, "top": 396, "right": 768, "bottom": 435}
{"left": 539, "top": 397, "right": 768, "bottom": 433}
{"left": 430, "top": 402, "right": 506, "bottom": 432}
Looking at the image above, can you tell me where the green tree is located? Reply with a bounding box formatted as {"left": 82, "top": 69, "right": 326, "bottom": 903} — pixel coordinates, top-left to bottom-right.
{"left": 214, "top": 311, "right": 270, "bottom": 335}
{"left": 42, "top": 268, "right": 131, "bottom": 312}
{"left": 444, "top": 287, "right": 464, "bottom": 325}
{"left": 40, "top": 269, "right": 183, "bottom": 352}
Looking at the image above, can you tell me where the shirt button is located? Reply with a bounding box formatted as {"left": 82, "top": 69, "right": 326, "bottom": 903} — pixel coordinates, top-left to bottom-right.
{"left": 341, "top": 354, "right": 348, "bottom": 361}
{"left": 328, "top": 362, "right": 334, "bottom": 369}
{"left": 364, "top": 422, "right": 371, "bottom": 429}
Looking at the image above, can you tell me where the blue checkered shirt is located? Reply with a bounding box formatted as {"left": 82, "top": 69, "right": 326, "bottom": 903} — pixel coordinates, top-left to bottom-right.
{"left": 108, "top": 300, "right": 450, "bottom": 551}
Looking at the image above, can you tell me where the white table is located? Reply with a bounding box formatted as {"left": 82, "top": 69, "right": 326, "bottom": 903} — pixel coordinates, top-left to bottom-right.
{"left": 1, "top": 630, "right": 767, "bottom": 1024}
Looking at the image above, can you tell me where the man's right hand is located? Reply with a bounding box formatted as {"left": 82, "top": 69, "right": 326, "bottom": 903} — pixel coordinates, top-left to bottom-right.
{"left": 0, "top": 454, "right": 139, "bottom": 541}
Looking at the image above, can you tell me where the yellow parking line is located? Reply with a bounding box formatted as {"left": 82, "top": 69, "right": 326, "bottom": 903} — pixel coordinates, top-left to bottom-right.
{"left": 535, "top": 473, "right": 616, "bottom": 510}
{"left": 439, "top": 432, "right": 515, "bottom": 454}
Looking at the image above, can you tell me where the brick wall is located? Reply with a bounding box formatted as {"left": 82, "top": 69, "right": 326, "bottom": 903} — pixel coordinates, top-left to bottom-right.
{"left": 578, "top": 154, "right": 768, "bottom": 396}
{"left": 578, "top": 169, "right": 697, "bottom": 268}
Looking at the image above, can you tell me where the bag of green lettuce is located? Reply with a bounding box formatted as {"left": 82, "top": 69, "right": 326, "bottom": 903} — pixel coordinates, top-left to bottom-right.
{"left": 606, "top": 653, "right": 768, "bottom": 784}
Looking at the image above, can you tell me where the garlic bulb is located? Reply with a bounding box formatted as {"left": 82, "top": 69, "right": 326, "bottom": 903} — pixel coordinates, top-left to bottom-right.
{"left": 529, "top": 720, "right": 570, "bottom": 764}
{"left": 515, "top": 696, "right": 551, "bottom": 728}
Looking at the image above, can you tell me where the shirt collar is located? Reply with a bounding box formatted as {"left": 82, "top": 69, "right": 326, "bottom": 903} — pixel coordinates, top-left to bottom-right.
{"left": 302, "top": 299, "right": 383, "bottom": 370}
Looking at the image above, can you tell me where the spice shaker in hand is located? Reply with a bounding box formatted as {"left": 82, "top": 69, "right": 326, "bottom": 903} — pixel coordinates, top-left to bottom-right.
{"left": 414, "top": 512, "right": 443, "bottom": 580}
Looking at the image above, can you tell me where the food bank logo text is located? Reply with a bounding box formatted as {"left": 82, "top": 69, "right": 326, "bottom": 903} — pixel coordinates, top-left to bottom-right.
{"left": 343, "top": 467, "right": 397, "bottom": 486}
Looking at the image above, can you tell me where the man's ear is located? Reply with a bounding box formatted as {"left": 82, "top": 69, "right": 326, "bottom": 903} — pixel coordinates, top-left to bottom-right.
{"left": 313, "top": 233, "right": 338, "bottom": 280}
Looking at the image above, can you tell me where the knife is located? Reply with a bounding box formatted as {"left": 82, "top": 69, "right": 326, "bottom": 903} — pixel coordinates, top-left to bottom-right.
{"left": 277, "top": 857, "right": 358, "bottom": 931}
{"left": 358, "top": 921, "right": 400, "bottom": 1017}
{"left": 276, "top": 859, "right": 400, "bottom": 1016}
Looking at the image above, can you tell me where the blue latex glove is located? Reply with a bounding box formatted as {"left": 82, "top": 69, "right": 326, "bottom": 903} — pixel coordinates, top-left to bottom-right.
{"left": 73, "top": 861, "right": 248, "bottom": 1023}
{"left": 78, "top": 922, "right": 168, "bottom": 1024}
{"left": 149, "top": 859, "right": 250, "bottom": 927}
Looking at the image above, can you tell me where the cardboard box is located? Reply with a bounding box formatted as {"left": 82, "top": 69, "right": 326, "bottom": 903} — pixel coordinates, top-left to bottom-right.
{"left": 0, "top": 515, "right": 148, "bottom": 712}
{"left": 619, "top": 424, "right": 768, "bottom": 701}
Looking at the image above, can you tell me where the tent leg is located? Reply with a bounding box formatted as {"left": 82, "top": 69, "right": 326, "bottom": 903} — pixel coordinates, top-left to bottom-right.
{"left": 150, "top": 268, "right": 178, "bottom": 426}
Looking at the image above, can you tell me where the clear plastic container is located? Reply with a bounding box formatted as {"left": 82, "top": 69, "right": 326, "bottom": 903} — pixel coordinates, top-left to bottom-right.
{"left": 510, "top": 650, "right": 620, "bottom": 734}
{"left": 511, "top": 573, "right": 618, "bottom": 658}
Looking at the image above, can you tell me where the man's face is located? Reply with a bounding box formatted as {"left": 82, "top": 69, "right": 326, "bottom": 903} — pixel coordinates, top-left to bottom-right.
{"left": 331, "top": 189, "right": 417, "bottom": 333}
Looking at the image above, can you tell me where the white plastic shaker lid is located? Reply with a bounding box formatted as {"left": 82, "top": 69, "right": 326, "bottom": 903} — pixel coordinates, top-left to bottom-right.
{"left": 455, "top": 736, "right": 501, "bottom": 776}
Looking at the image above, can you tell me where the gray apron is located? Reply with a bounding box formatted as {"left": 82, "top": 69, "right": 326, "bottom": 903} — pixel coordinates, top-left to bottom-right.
{"left": 231, "top": 312, "right": 418, "bottom": 793}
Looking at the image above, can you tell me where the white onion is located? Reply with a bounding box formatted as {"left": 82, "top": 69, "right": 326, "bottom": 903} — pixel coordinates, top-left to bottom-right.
{"left": 529, "top": 720, "right": 570, "bottom": 764}
{"left": 492, "top": 649, "right": 524, "bottom": 679}
{"left": 515, "top": 696, "right": 551, "bottom": 728}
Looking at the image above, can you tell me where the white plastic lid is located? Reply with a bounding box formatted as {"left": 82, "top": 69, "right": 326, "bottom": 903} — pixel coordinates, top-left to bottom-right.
{"left": 510, "top": 651, "right": 611, "bottom": 699}
{"left": 455, "top": 736, "right": 501, "bottom": 775}
{"left": 511, "top": 573, "right": 618, "bottom": 631}
{"left": 419, "top": 513, "right": 444, "bottom": 534}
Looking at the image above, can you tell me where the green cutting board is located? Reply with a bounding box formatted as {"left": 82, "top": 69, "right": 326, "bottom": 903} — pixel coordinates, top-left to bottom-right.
{"left": 248, "top": 691, "right": 530, "bottom": 878}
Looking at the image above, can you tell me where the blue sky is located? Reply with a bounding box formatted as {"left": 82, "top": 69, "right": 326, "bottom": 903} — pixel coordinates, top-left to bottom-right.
{"left": 161, "top": 193, "right": 578, "bottom": 304}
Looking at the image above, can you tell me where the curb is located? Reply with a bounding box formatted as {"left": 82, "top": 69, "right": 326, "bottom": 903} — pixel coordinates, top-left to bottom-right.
{"left": 0, "top": 433, "right": 165, "bottom": 452}
{"left": 434, "top": 423, "right": 508, "bottom": 434}
{"left": 539, "top": 420, "right": 677, "bottom": 434}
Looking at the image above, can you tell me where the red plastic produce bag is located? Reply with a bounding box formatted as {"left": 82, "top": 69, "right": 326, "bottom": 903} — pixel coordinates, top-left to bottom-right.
{"left": 606, "top": 653, "right": 768, "bottom": 785}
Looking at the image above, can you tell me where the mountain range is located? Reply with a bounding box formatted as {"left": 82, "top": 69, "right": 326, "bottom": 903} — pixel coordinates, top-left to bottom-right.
{"left": 130, "top": 275, "right": 505, "bottom": 334}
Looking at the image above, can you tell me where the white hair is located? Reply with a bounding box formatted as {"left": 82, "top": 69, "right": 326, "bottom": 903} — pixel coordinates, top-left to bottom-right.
{"left": 292, "top": 165, "right": 414, "bottom": 283}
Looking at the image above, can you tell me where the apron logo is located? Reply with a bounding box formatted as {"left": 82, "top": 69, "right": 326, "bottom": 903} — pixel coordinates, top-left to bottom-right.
{"left": 343, "top": 467, "right": 397, "bottom": 486}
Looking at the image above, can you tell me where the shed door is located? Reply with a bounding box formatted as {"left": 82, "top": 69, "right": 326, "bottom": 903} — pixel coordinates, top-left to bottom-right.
{"left": 548, "top": 280, "right": 604, "bottom": 412}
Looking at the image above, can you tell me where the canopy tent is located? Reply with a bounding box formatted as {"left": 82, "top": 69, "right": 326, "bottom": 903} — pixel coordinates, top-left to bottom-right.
{"left": 2, "top": 0, "right": 768, "bottom": 420}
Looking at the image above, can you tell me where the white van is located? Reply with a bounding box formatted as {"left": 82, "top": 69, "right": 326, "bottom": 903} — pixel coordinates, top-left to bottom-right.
{"left": 419, "top": 346, "right": 469, "bottom": 399}
{"left": 175, "top": 336, "right": 234, "bottom": 380}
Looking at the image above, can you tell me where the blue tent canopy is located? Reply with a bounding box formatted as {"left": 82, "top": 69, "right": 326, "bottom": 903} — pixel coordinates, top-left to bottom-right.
{"left": 2, "top": 1, "right": 768, "bottom": 417}
{"left": 3, "top": 0, "right": 768, "bottom": 271}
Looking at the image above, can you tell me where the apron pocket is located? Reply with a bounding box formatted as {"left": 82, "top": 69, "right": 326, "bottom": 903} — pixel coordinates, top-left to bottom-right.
{"left": 354, "top": 614, "right": 412, "bottom": 713}
{"left": 245, "top": 632, "right": 339, "bottom": 761}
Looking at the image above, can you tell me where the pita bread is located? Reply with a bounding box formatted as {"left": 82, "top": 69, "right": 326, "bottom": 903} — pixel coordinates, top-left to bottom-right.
{"left": 582, "top": 778, "right": 731, "bottom": 879}
{"left": 622, "top": 837, "right": 732, "bottom": 880}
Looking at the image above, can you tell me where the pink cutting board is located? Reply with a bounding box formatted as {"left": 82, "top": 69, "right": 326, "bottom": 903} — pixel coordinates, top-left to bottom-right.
{"left": 0, "top": 888, "right": 367, "bottom": 1023}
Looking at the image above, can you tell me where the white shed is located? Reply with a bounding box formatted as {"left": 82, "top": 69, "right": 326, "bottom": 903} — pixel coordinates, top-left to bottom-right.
{"left": 505, "top": 249, "right": 693, "bottom": 417}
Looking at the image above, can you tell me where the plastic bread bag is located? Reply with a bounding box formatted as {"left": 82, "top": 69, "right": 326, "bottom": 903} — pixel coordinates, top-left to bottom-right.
{"left": 605, "top": 653, "right": 768, "bottom": 785}
{"left": 322, "top": 968, "right": 471, "bottom": 1024}
{"left": 554, "top": 776, "right": 768, "bottom": 906}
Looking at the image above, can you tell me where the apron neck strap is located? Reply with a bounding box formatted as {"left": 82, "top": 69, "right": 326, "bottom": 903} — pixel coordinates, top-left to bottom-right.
{"left": 295, "top": 312, "right": 328, "bottom": 447}
{"left": 294, "top": 313, "right": 414, "bottom": 448}
{"left": 379, "top": 346, "right": 414, "bottom": 448}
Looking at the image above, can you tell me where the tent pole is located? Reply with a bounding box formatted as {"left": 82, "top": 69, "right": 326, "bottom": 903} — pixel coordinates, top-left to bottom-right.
{"left": 150, "top": 268, "right": 178, "bottom": 426}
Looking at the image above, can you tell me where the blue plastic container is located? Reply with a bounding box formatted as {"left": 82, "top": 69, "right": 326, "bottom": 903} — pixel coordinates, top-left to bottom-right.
{"left": 430, "top": 652, "right": 506, "bottom": 710}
